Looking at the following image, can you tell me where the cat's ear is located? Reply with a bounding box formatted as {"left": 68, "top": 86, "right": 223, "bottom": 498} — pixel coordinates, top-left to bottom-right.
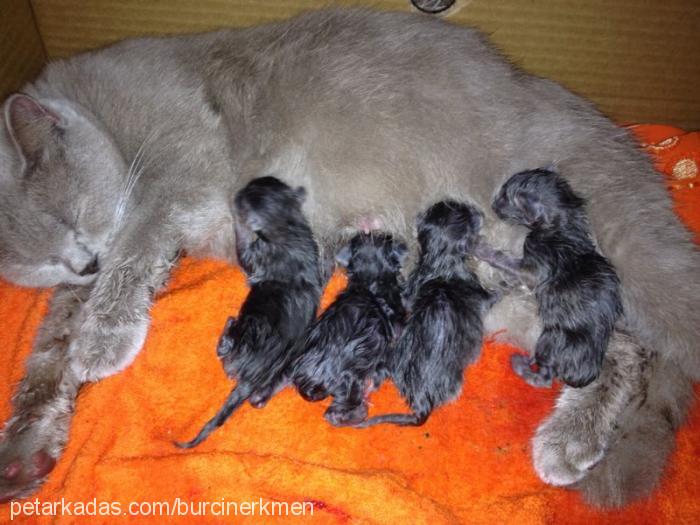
{"left": 335, "top": 244, "right": 352, "bottom": 268}
{"left": 4, "top": 94, "right": 63, "bottom": 173}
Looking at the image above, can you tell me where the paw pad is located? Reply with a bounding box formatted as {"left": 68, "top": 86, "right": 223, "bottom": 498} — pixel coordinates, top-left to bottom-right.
{"left": 31, "top": 451, "right": 56, "bottom": 478}
{"left": 2, "top": 461, "right": 22, "bottom": 480}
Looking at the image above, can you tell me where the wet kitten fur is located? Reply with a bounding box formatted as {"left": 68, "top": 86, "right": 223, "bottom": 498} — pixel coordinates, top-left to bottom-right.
{"left": 358, "top": 201, "right": 495, "bottom": 427}
{"left": 176, "top": 177, "right": 322, "bottom": 448}
{"left": 292, "top": 232, "right": 407, "bottom": 427}
{"left": 0, "top": 8, "right": 697, "bottom": 505}
{"left": 484, "top": 169, "right": 623, "bottom": 388}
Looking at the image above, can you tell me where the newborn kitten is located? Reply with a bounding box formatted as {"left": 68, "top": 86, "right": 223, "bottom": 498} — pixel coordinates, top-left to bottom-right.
{"left": 480, "top": 168, "right": 623, "bottom": 388}
{"left": 176, "top": 176, "right": 322, "bottom": 448}
{"left": 358, "top": 200, "right": 496, "bottom": 427}
{"left": 1, "top": 8, "right": 697, "bottom": 505}
{"left": 292, "top": 232, "right": 407, "bottom": 426}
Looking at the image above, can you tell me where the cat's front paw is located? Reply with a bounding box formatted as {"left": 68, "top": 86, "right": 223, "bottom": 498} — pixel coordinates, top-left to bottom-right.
{"left": 532, "top": 410, "right": 607, "bottom": 486}
{"left": 69, "top": 320, "right": 149, "bottom": 382}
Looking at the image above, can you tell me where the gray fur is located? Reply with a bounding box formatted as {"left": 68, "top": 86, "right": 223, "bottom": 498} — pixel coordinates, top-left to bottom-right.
{"left": 0, "top": 8, "right": 697, "bottom": 505}
{"left": 532, "top": 331, "right": 653, "bottom": 486}
{"left": 575, "top": 356, "right": 693, "bottom": 507}
{"left": 533, "top": 331, "right": 694, "bottom": 507}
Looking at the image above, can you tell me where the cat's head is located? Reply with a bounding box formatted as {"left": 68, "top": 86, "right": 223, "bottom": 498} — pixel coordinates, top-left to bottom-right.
{"left": 0, "top": 94, "right": 127, "bottom": 287}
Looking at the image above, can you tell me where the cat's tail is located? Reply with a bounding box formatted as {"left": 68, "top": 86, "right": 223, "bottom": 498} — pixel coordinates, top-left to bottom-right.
{"left": 175, "top": 383, "right": 253, "bottom": 449}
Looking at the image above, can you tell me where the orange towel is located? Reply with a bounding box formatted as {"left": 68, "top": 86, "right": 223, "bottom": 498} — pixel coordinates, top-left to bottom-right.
{"left": 1, "top": 126, "right": 699, "bottom": 524}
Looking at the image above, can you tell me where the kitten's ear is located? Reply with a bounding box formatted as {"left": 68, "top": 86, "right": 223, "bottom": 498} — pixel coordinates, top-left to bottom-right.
{"left": 414, "top": 210, "right": 428, "bottom": 235}
{"left": 471, "top": 207, "right": 484, "bottom": 232}
{"left": 554, "top": 178, "right": 586, "bottom": 210}
{"left": 335, "top": 244, "right": 352, "bottom": 268}
{"left": 520, "top": 192, "right": 548, "bottom": 225}
{"left": 447, "top": 211, "right": 470, "bottom": 242}
{"left": 390, "top": 240, "right": 409, "bottom": 267}
{"left": 294, "top": 186, "right": 307, "bottom": 204}
{"left": 245, "top": 209, "right": 265, "bottom": 232}
{"left": 4, "top": 94, "right": 63, "bottom": 172}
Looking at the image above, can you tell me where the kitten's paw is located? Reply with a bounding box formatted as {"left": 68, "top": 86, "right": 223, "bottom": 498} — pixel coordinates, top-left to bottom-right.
{"left": 216, "top": 318, "right": 236, "bottom": 358}
{"left": 510, "top": 353, "right": 532, "bottom": 377}
{"left": 324, "top": 403, "right": 368, "bottom": 427}
{"left": 216, "top": 336, "right": 235, "bottom": 358}
{"left": 69, "top": 320, "right": 148, "bottom": 382}
{"left": 297, "top": 383, "right": 329, "bottom": 402}
{"left": 0, "top": 425, "right": 59, "bottom": 502}
{"left": 532, "top": 412, "right": 606, "bottom": 486}
{"left": 510, "top": 353, "right": 552, "bottom": 387}
{"left": 249, "top": 387, "right": 273, "bottom": 409}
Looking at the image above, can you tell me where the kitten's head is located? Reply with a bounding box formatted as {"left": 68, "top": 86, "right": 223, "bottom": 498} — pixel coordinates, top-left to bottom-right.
{"left": 417, "top": 200, "right": 484, "bottom": 256}
{"left": 492, "top": 169, "right": 585, "bottom": 229}
{"left": 335, "top": 232, "right": 407, "bottom": 280}
{"left": 0, "top": 94, "right": 127, "bottom": 287}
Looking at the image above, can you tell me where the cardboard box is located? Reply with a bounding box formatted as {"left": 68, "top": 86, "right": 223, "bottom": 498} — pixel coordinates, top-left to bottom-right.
{"left": 2, "top": 0, "right": 699, "bottom": 128}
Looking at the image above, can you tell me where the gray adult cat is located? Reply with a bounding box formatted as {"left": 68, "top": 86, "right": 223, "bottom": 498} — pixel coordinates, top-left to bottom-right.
{"left": 0, "top": 8, "right": 697, "bottom": 506}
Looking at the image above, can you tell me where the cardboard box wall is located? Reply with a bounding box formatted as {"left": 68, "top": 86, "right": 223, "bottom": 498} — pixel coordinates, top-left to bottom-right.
{"left": 1, "top": 0, "right": 699, "bottom": 129}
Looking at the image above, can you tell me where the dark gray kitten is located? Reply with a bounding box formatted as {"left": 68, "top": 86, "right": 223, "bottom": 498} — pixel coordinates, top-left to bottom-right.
{"left": 358, "top": 200, "right": 495, "bottom": 427}
{"left": 291, "top": 232, "right": 407, "bottom": 427}
{"left": 0, "top": 8, "right": 697, "bottom": 506}
{"left": 176, "top": 177, "right": 322, "bottom": 448}
{"left": 481, "top": 169, "right": 623, "bottom": 388}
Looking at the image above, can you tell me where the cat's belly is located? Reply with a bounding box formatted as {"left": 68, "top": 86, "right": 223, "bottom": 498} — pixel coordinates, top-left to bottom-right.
{"left": 258, "top": 140, "right": 521, "bottom": 251}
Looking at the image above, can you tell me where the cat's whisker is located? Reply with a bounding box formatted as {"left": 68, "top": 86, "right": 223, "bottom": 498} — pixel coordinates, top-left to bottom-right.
{"left": 112, "top": 128, "right": 160, "bottom": 232}
{"left": 117, "top": 130, "right": 180, "bottom": 226}
{"left": 113, "top": 150, "right": 145, "bottom": 227}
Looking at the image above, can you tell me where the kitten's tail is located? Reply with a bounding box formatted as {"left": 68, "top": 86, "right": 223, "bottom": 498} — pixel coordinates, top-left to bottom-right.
{"left": 175, "top": 383, "right": 252, "bottom": 449}
{"left": 354, "top": 411, "right": 429, "bottom": 428}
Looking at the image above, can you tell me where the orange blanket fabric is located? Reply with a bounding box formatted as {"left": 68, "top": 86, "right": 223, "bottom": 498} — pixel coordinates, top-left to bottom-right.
{"left": 1, "top": 125, "right": 699, "bottom": 524}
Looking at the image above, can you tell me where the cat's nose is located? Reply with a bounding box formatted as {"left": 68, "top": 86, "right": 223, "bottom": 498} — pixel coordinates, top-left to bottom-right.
{"left": 79, "top": 256, "right": 100, "bottom": 276}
